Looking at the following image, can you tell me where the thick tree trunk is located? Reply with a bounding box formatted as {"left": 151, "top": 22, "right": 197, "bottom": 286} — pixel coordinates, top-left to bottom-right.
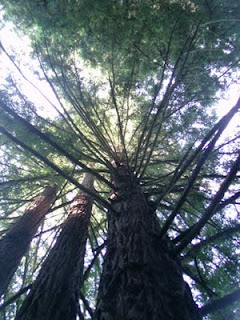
{"left": 96, "top": 164, "right": 199, "bottom": 320}
{"left": 15, "top": 174, "right": 94, "bottom": 320}
{"left": 0, "top": 186, "right": 57, "bottom": 297}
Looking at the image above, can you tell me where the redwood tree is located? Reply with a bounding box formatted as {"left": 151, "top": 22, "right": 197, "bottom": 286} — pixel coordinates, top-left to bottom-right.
{"left": 15, "top": 174, "right": 94, "bottom": 320}
{"left": 96, "top": 163, "right": 199, "bottom": 320}
{"left": 0, "top": 186, "right": 57, "bottom": 297}
{"left": 0, "top": 1, "right": 239, "bottom": 319}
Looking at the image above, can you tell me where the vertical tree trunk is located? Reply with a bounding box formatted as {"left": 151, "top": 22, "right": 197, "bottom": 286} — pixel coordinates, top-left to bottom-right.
{"left": 0, "top": 186, "right": 57, "bottom": 297}
{"left": 15, "top": 174, "right": 94, "bottom": 320}
{"left": 96, "top": 164, "right": 199, "bottom": 320}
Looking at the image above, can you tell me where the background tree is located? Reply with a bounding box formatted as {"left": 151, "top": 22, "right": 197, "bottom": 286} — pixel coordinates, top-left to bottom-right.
{"left": 0, "top": 185, "right": 57, "bottom": 297}
{"left": 15, "top": 174, "right": 94, "bottom": 320}
{"left": 0, "top": 0, "right": 239, "bottom": 319}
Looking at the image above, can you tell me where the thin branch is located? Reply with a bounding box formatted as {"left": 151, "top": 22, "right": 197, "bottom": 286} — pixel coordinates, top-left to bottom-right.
{"left": 158, "top": 97, "right": 240, "bottom": 239}
{"left": 0, "top": 285, "right": 32, "bottom": 311}
{"left": 0, "top": 41, "right": 64, "bottom": 120}
{"left": 199, "top": 288, "right": 240, "bottom": 318}
{"left": 183, "top": 266, "right": 216, "bottom": 298}
{"left": 79, "top": 291, "right": 94, "bottom": 319}
{"left": 36, "top": 41, "right": 113, "bottom": 166}
{"left": 176, "top": 151, "right": 240, "bottom": 254}
{"left": 82, "top": 242, "right": 106, "bottom": 284}
{"left": 0, "top": 126, "right": 113, "bottom": 210}
{"left": 0, "top": 101, "right": 113, "bottom": 188}
{"left": 183, "top": 224, "right": 240, "bottom": 260}
{"left": 218, "top": 191, "right": 240, "bottom": 210}
{"left": 132, "top": 10, "right": 185, "bottom": 172}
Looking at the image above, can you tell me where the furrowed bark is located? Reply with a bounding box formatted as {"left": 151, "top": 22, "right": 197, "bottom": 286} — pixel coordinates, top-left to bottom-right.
{"left": 15, "top": 174, "right": 94, "bottom": 320}
{"left": 96, "top": 164, "right": 199, "bottom": 320}
{"left": 0, "top": 186, "right": 57, "bottom": 297}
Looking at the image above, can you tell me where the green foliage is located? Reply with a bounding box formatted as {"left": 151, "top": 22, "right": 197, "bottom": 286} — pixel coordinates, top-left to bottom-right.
{"left": 0, "top": 0, "right": 239, "bottom": 319}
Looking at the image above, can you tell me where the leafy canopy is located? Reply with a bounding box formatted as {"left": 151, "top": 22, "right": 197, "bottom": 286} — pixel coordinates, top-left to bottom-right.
{"left": 0, "top": 0, "right": 239, "bottom": 319}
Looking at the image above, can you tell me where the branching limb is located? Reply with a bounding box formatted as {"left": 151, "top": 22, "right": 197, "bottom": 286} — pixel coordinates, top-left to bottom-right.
{"left": 0, "top": 126, "right": 113, "bottom": 210}
{"left": 0, "top": 101, "right": 113, "bottom": 188}
{"left": 158, "top": 97, "right": 240, "bottom": 239}
{"left": 183, "top": 224, "right": 240, "bottom": 261}
{"left": 0, "top": 285, "right": 32, "bottom": 312}
{"left": 199, "top": 288, "right": 240, "bottom": 318}
{"left": 176, "top": 151, "right": 240, "bottom": 254}
{"left": 79, "top": 291, "right": 94, "bottom": 319}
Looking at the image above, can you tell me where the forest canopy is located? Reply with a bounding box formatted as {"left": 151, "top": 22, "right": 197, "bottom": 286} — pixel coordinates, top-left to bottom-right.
{"left": 0, "top": 1, "right": 239, "bottom": 319}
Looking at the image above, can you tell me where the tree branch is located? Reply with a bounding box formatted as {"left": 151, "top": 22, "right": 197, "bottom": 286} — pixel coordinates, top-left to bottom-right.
{"left": 183, "top": 224, "right": 240, "bottom": 260}
{"left": 199, "top": 288, "right": 240, "bottom": 317}
{"left": 176, "top": 151, "right": 240, "bottom": 254}
{"left": 0, "top": 101, "right": 113, "bottom": 188}
{"left": 0, "top": 285, "right": 32, "bottom": 311}
{"left": 0, "top": 126, "right": 113, "bottom": 210}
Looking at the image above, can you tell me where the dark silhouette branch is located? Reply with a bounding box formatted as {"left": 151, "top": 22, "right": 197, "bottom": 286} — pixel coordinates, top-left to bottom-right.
{"left": 0, "top": 101, "right": 113, "bottom": 188}
{"left": 159, "top": 96, "right": 240, "bottom": 239}
{"left": 82, "top": 242, "right": 106, "bottom": 284}
{"left": 199, "top": 288, "right": 240, "bottom": 317}
{"left": 176, "top": 151, "right": 240, "bottom": 254}
{"left": 0, "top": 285, "right": 32, "bottom": 312}
{"left": 154, "top": 97, "right": 240, "bottom": 217}
{"left": 183, "top": 224, "right": 240, "bottom": 260}
{"left": 0, "top": 126, "right": 112, "bottom": 210}
{"left": 79, "top": 291, "right": 94, "bottom": 319}
{"left": 183, "top": 266, "right": 217, "bottom": 298}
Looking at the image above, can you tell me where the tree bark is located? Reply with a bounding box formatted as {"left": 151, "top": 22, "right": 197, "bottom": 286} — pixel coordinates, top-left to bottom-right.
{"left": 15, "top": 174, "right": 94, "bottom": 320}
{"left": 0, "top": 186, "right": 57, "bottom": 297}
{"left": 96, "top": 164, "right": 199, "bottom": 320}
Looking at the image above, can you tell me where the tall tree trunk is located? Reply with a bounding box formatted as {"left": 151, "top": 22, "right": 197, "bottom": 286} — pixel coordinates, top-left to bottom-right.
{"left": 96, "top": 164, "right": 199, "bottom": 320}
{"left": 15, "top": 174, "right": 94, "bottom": 320}
{"left": 0, "top": 186, "right": 57, "bottom": 297}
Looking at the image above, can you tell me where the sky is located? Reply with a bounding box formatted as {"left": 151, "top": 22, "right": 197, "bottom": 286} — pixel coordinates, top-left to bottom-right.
{"left": 0, "top": 18, "right": 60, "bottom": 118}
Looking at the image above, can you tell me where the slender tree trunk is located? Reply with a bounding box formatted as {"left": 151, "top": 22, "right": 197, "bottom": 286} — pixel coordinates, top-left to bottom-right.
{"left": 15, "top": 174, "right": 94, "bottom": 320}
{"left": 96, "top": 164, "right": 199, "bottom": 320}
{"left": 0, "top": 186, "right": 57, "bottom": 297}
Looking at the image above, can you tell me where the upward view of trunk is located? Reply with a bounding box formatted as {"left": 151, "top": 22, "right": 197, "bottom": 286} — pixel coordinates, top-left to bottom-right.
{"left": 0, "top": 186, "right": 57, "bottom": 297}
{"left": 15, "top": 174, "right": 94, "bottom": 320}
{"left": 96, "top": 164, "right": 199, "bottom": 320}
